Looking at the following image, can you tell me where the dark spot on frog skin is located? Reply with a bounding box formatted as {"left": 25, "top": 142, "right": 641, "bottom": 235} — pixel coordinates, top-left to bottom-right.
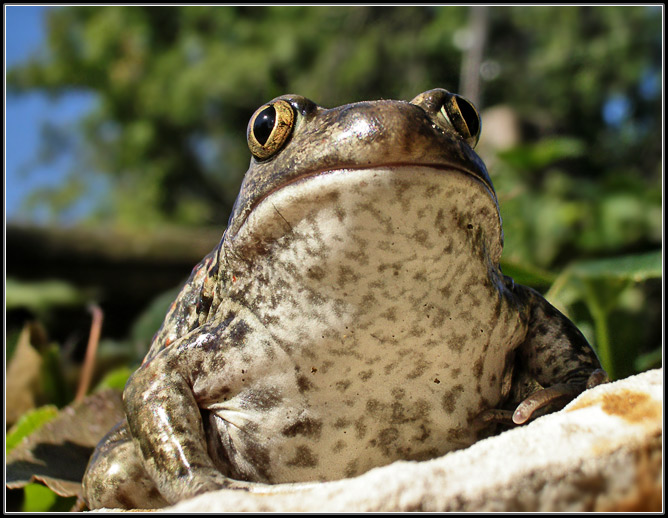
{"left": 220, "top": 311, "right": 237, "bottom": 328}
{"left": 359, "top": 369, "right": 374, "bottom": 381}
{"left": 335, "top": 206, "right": 346, "bottom": 222}
{"left": 447, "top": 332, "right": 466, "bottom": 353}
{"left": 354, "top": 416, "right": 367, "bottom": 439}
{"left": 412, "top": 229, "right": 429, "bottom": 244}
{"left": 296, "top": 375, "right": 314, "bottom": 393}
{"left": 335, "top": 379, "right": 351, "bottom": 392}
{"left": 344, "top": 459, "right": 359, "bottom": 478}
{"left": 413, "top": 423, "right": 431, "bottom": 443}
{"left": 473, "top": 357, "right": 484, "bottom": 378}
{"left": 115, "top": 491, "right": 138, "bottom": 510}
{"left": 243, "top": 439, "right": 272, "bottom": 481}
{"left": 535, "top": 323, "right": 549, "bottom": 336}
{"left": 380, "top": 306, "right": 398, "bottom": 322}
{"left": 306, "top": 265, "right": 326, "bottom": 281}
{"left": 282, "top": 417, "right": 323, "bottom": 438}
{"left": 239, "top": 387, "right": 282, "bottom": 410}
{"left": 442, "top": 384, "right": 465, "bottom": 414}
{"left": 344, "top": 249, "right": 370, "bottom": 266}
{"left": 391, "top": 387, "right": 406, "bottom": 399}
{"left": 229, "top": 319, "right": 250, "bottom": 345}
{"left": 407, "top": 357, "right": 429, "bottom": 379}
{"left": 337, "top": 265, "right": 360, "bottom": 287}
{"left": 408, "top": 323, "right": 427, "bottom": 339}
{"left": 425, "top": 185, "right": 441, "bottom": 198}
{"left": 307, "top": 289, "right": 326, "bottom": 307}
{"left": 446, "top": 426, "right": 467, "bottom": 442}
{"left": 374, "top": 427, "right": 400, "bottom": 456}
{"left": 332, "top": 439, "right": 346, "bottom": 453}
{"left": 366, "top": 398, "right": 383, "bottom": 416}
{"left": 333, "top": 417, "right": 351, "bottom": 429}
{"left": 286, "top": 445, "right": 319, "bottom": 468}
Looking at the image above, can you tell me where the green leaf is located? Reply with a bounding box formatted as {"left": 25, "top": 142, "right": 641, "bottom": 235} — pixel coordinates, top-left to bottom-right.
{"left": 5, "top": 278, "right": 85, "bottom": 312}
{"left": 566, "top": 250, "right": 662, "bottom": 282}
{"left": 94, "top": 365, "right": 133, "bottom": 392}
{"left": 500, "top": 258, "right": 557, "bottom": 288}
{"left": 635, "top": 348, "right": 662, "bottom": 372}
{"left": 131, "top": 286, "right": 180, "bottom": 343}
{"left": 548, "top": 250, "right": 662, "bottom": 301}
{"left": 23, "top": 483, "right": 57, "bottom": 512}
{"left": 21, "top": 483, "right": 78, "bottom": 512}
{"left": 6, "top": 405, "right": 59, "bottom": 455}
{"left": 40, "top": 344, "right": 73, "bottom": 408}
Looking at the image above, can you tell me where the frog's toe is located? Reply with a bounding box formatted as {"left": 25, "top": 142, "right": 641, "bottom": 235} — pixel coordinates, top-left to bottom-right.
{"left": 473, "top": 408, "right": 516, "bottom": 427}
{"left": 586, "top": 368, "right": 609, "bottom": 389}
{"left": 512, "top": 382, "right": 586, "bottom": 425}
{"left": 512, "top": 369, "right": 610, "bottom": 425}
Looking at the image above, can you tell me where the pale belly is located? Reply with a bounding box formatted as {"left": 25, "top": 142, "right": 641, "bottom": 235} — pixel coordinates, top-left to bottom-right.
{"left": 207, "top": 167, "right": 528, "bottom": 483}
{"left": 204, "top": 301, "right": 526, "bottom": 483}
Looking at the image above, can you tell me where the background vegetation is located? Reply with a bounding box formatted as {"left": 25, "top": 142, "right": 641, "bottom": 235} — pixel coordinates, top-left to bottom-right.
{"left": 6, "top": 6, "right": 662, "bottom": 511}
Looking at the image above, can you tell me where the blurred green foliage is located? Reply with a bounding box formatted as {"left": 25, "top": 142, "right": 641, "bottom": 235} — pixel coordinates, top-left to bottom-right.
{"left": 8, "top": 6, "right": 661, "bottom": 235}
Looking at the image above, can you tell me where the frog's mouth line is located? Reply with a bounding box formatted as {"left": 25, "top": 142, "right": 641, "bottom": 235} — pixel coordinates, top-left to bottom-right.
{"left": 229, "top": 163, "right": 498, "bottom": 240}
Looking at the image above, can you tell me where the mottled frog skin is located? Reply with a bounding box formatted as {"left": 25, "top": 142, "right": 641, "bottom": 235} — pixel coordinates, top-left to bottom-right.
{"left": 82, "top": 89, "right": 606, "bottom": 509}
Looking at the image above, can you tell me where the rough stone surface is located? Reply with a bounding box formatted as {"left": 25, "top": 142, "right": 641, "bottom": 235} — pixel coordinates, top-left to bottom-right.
{"left": 104, "top": 369, "right": 663, "bottom": 512}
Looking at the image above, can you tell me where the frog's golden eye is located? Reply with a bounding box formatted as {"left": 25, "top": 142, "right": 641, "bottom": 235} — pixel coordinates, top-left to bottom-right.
{"left": 247, "top": 100, "right": 295, "bottom": 160}
{"left": 439, "top": 93, "right": 481, "bottom": 149}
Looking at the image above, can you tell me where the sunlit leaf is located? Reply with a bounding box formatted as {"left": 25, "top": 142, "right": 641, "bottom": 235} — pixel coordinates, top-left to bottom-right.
{"left": 6, "top": 389, "right": 124, "bottom": 497}
{"left": 6, "top": 406, "right": 60, "bottom": 455}
{"left": 94, "top": 366, "right": 133, "bottom": 392}
{"left": 6, "top": 326, "right": 43, "bottom": 425}
{"left": 22, "top": 483, "right": 57, "bottom": 512}
{"left": 500, "top": 258, "right": 556, "bottom": 288}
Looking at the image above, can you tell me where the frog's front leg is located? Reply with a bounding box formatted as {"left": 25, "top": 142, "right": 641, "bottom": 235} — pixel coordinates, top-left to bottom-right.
{"left": 509, "top": 285, "right": 608, "bottom": 424}
{"left": 123, "top": 308, "right": 262, "bottom": 505}
{"left": 82, "top": 419, "right": 169, "bottom": 509}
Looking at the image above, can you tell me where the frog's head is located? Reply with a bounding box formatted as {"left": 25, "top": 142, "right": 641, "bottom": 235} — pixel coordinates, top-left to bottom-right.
{"left": 224, "top": 89, "right": 503, "bottom": 264}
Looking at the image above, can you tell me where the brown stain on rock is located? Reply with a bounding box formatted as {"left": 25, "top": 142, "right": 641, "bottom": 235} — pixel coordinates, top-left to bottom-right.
{"left": 568, "top": 389, "right": 661, "bottom": 426}
{"left": 597, "top": 431, "right": 662, "bottom": 512}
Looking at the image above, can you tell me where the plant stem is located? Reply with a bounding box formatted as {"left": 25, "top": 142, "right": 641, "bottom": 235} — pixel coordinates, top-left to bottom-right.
{"left": 583, "top": 281, "right": 614, "bottom": 380}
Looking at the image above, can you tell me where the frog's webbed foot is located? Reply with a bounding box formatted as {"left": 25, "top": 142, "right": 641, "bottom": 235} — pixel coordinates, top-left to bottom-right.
{"left": 512, "top": 368, "right": 609, "bottom": 425}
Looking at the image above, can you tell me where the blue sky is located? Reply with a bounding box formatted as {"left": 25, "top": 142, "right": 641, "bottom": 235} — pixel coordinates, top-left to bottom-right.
{"left": 5, "top": 5, "right": 96, "bottom": 224}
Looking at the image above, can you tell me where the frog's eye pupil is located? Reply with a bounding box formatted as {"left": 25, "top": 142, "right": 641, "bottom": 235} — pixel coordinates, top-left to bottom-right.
{"left": 253, "top": 105, "right": 276, "bottom": 146}
{"left": 439, "top": 93, "right": 481, "bottom": 148}
{"left": 247, "top": 100, "right": 295, "bottom": 160}
{"left": 454, "top": 95, "right": 480, "bottom": 140}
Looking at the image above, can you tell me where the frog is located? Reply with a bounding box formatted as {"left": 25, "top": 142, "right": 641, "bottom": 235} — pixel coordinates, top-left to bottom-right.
{"left": 82, "top": 89, "right": 607, "bottom": 510}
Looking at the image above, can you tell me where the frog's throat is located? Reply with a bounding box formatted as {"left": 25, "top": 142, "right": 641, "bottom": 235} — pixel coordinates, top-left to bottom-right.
{"left": 228, "top": 164, "right": 499, "bottom": 235}
{"left": 226, "top": 165, "right": 504, "bottom": 266}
